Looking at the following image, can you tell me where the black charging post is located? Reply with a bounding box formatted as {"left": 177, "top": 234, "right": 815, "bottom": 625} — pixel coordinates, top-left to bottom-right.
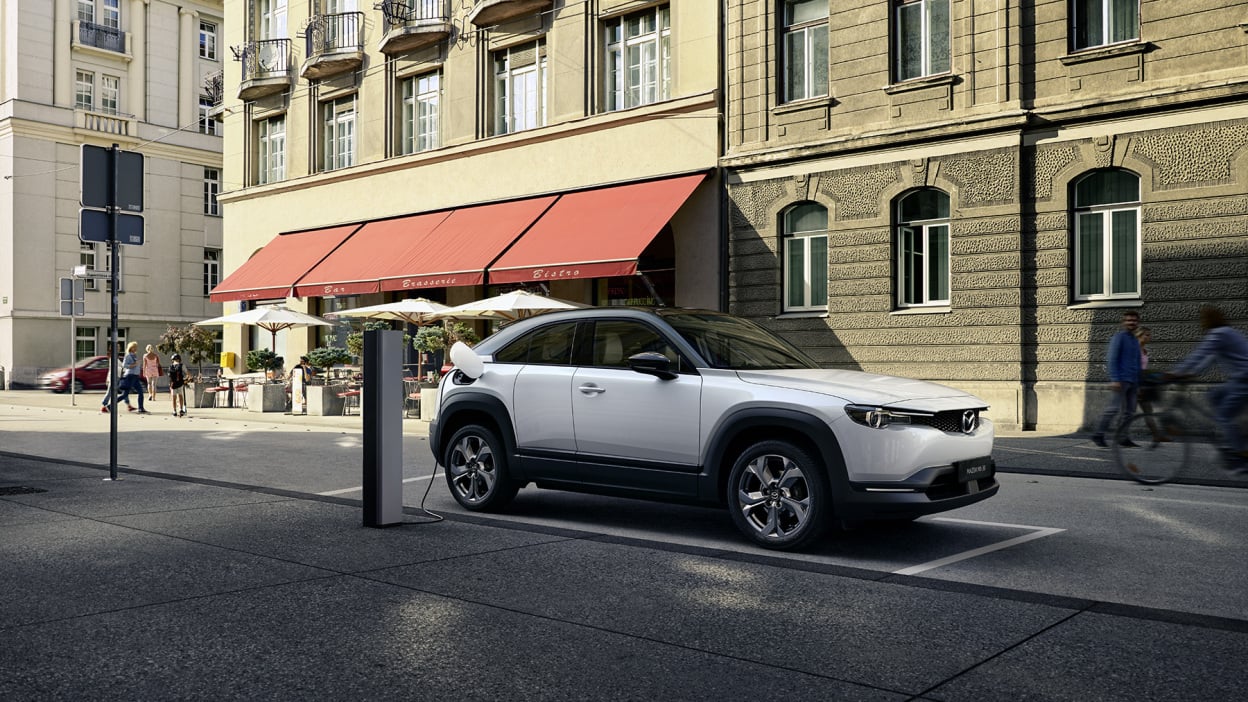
{"left": 363, "top": 329, "right": 403, "bottom": 527}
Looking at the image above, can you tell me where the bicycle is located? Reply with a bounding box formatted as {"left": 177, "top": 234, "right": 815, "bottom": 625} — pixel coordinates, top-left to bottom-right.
{"left": 1112, "top": 375, "right": 1245, "bottom": 484}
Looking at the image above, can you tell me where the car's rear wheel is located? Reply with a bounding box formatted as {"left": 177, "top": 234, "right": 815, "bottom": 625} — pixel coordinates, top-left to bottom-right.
{"left": 444, "top": 424, "right": 519, "bottom": 512}
{"left": 727, "top": 440, "right": 831, "bottom": 550}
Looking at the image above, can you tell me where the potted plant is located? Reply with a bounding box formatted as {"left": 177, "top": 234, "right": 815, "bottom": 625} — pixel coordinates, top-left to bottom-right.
{"left": 303, "top": 346, "right": 354, "bottom": 415}
{"left": 410, "top": 325, "right": 446, "bottom": 385}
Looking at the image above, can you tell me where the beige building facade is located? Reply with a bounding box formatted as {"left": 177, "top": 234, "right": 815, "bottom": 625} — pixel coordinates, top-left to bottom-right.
{"left": 724, "top": 0, "right": 1248, "bottom": 432}
{"left": 214, "top": 0, "right": 722, "bottom": 365}
{"left": 0, "top": 0, "right": 225, "bottom": 387}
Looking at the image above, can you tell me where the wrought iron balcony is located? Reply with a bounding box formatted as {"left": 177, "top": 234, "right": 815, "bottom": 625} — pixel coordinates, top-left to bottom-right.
{"left": 234, "top": 39, "right": 293, "bottom": 101}
{"left": 204, "top": 71, "right": 223, "bottom": 106}
{"left": 76, "top": 21, "right": 127, "bottom": 53}
{"left": 376, "top": 0, "right": 452, "bottom": 55}
{"left": 467, "top": 0, "right": 552, "bottom": 27}
{"left": 301, "top": 11, "right": 365, "bottom": 80}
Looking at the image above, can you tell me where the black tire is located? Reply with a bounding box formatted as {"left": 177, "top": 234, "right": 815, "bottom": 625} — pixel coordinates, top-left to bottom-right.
{"left": 443, "top": 424, "right": 519, "bottom": 511}
{"left": 73, "top": 380, "right": 85, "bottom": 394}
{"left": 726, "top": 439, "right": 831, "bottom": 550}
{"left": 1114, "top": 412, "right": 1189, "bottom": 484}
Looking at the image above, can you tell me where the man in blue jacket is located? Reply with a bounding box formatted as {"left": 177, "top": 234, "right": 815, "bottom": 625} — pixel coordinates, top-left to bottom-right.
{"left": 1093, "top": 310, "right": 1142, "bottom": 447}
{"left": 1166, "top": 305, "right": 1248, "bottom": 473}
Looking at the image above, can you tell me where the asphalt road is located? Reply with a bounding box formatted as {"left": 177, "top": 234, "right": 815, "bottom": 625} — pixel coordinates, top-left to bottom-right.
{"left": 2, "top": 391, "right": 1245, "bottom": 626}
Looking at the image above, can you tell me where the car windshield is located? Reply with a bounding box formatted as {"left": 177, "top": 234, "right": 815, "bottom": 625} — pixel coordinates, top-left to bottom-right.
{"left": 663, "top": 312, "right": 818, "bottom": 370}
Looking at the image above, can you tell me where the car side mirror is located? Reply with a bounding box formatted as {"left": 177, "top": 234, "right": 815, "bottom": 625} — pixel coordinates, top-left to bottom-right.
{"left": 627, "top": 352, "right": 678, "bottom": 380}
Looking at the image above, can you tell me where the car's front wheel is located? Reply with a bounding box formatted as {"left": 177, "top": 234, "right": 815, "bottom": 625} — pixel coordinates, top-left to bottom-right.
{"left": 727, "top": 440, "right": 831, "bottom": 550}
{"left": 444, "top": 424, "right": 519, "bottom": 512}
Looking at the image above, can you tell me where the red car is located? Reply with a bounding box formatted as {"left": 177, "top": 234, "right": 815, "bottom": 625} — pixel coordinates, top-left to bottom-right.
{"left": 40, "top": 355, "right": 112, "bottom": 393}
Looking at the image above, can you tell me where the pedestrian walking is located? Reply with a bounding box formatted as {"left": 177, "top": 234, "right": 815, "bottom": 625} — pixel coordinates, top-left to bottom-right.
{"left": 100, "top": 343, "right": 124, "bottom": 413}
{"left": 168, "top": 353, "right": 188, "bottom": 417}
{"left": 142, "top": 344, "right": 163, "bottom": 402}
{"left": 1093, "top": 310, "right": 1141, "bottom": 447}
{"left": 117, "top": 341, "right": 148, "bottom": 414}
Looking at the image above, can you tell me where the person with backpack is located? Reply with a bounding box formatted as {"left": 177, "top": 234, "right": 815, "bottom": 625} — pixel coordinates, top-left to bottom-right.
{"left": 168, "top": 353, "right": 188, "bottom": 417}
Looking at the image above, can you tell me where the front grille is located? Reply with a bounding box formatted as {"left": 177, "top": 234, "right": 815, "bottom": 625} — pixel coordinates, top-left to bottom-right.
{"left": 912, "top": 410, "right": 978, "bottom": 434}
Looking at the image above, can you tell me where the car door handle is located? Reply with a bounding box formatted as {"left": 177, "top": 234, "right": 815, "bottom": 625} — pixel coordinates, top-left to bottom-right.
{"left": 578, "top": 384, "right": 606, "bottom": 395}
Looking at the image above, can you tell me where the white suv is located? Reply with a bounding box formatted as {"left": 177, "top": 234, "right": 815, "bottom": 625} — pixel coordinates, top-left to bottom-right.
{"left": 430, "top": 308, "right": 996, "bottom": 550}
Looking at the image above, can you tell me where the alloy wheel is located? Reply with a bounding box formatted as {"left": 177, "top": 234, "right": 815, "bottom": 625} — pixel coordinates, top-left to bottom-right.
{"left": 735, "top": 453, "right": 812, "bottom": 540}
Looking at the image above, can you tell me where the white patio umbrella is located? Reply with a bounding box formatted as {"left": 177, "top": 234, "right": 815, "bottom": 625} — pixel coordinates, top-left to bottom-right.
{"left": 194, "top": 305, "right": 333, "bottom": 352}
{"left": 325, "top": 297, "right": 450, "bottom": 326}
{"left": 434, "top": 290, "right": 589, "bottom": 322}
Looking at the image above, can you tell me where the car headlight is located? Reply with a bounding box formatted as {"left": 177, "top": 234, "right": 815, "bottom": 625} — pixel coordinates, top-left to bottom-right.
{"left": 844, "top": 404, "right": 930, "bottom": 429}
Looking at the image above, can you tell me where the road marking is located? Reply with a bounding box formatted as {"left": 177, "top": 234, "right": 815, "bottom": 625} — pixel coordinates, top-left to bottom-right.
{"left": 892, "top": 517, "right": 1065, "bottom": 576}
{"left": 994, "top": 445, "right": 1108, "bottom": 462}
{"left": 318, "top": 474, "right": 436, "bottom": 496}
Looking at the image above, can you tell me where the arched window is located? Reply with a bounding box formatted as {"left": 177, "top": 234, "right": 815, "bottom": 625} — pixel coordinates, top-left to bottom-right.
{"left": 782, "top": 203, "right": 828, "bottom": 312}
{"left": 1073, "top": 169, "right": 1140, "bottom": 301}
{"left": 895, "top": 189, "right": 950, "bottom": 307}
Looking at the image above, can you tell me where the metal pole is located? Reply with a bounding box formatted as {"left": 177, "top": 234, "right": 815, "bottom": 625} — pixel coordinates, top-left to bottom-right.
{"left": 107, "top": 144, "right": 120, "bottom": 481}
{"left": 70, "top": 314, "right": 76, "bottom": 406}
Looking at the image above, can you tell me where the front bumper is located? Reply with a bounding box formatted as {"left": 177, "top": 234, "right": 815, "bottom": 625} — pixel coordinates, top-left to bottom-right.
{"left": 837, "top": 460, "right": 999, "bottom": 521}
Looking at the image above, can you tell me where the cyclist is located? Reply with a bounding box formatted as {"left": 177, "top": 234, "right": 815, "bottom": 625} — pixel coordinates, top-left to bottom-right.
{"left": 1165, "top": 305, "right": 1248, "bottom": 474}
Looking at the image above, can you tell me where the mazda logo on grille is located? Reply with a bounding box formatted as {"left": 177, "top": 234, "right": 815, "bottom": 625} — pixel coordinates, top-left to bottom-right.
{"left": 961, "top": 410, "right": 978, "bottom": 434}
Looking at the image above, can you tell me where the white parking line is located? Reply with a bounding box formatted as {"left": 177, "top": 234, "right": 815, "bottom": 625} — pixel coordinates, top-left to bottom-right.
{"left": 892, "top": 517, "right": 1065, "bottom": 576}
{"left": 318, "top": 474, "right": 436, "bottom": 496}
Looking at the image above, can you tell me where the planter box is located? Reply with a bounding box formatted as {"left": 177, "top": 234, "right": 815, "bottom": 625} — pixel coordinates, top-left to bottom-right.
{"left": 247, "top": 383, "right": 288, "bottom": 413}
{"left": 419, "top": 386, "right": 438, "bottom": 420}
{"left": 307, "top": 384, "right": 348, "bottom": 416}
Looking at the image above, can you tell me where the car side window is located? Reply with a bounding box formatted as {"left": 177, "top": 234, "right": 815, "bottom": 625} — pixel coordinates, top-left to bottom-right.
{"left": 494, "top": 322, "right": 578, "bottom": 366}
{"left": 591, "top": 320, "right": 682, "bottom": 371}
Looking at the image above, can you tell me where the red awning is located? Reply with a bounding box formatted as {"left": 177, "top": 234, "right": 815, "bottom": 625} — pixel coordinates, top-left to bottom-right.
{"left": 375, "top": 195, "right": 557, "bottom": 292}
{"left": 292, "top": 211, "right": 452, "bottom": 298}
{"left": 209, "top": 224, "right": 361, "bottom": 303}
{"left": 487, "top": 174, "right": 704, "bottom": 284}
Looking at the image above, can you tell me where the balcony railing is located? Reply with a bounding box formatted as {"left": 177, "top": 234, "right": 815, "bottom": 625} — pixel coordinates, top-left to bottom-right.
{"left": 301, "top": 12, "right": 365, "bottom": 80}
{"left": 77, "top": 21, "right": 126, "bottom": 53}
{"left": 377, "top": 0, "right": 451, "bottom": 55}
{"left": 305, "top": 12, "right": 364, "bottom": 58}
{"left": 235, "top": 38, "right": 293, "bottom": 100}
{"left": 76, "top": 108, "right": 135, "bottom": 137}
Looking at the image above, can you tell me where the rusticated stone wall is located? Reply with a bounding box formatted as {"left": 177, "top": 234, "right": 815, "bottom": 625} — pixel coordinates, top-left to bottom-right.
{"left": 726, "top": 117, "right": 1248, "bottom": 432}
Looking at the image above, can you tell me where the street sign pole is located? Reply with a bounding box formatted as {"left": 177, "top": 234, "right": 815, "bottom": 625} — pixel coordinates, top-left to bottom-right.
{"left": 107, "top": 144, "right": 120, "bottom": 481}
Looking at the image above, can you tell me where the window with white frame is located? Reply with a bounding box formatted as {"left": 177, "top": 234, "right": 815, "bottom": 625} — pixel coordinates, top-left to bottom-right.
{"left": 204, "top": 168, "right": 221, "bottom": 216}
{"left": 782, "top": 203, "right": 829, "bottom": 312}
{"left": 77, "top": 0, "right": 94, "bottom": 23}
{"left": 100, "top": 75, "right": 119, "bottom": 114}
{"left": 322, "top": 96, "right": 356, "bottom": 171}
{"left": 1073, "top": 170, "right": 1140, "bottom": 301}
{"left": 605, "top": 5, "right": 671, "bottom": 111}
{"left": 782, "top": 0, "right": 828, "bottom": 103}
{"left": 258, "top": 114, "right": 286, "bottom": 184}
{"left": 895, "top": 189, "right": 951, "bottom": 308}
{"left": 894, "top": 0, "right": 950, "bottom": 81}
{"left": 76, "top": 327, "right": 97, "bottom": 361}
{"left": 80, "top": 242, "right": 98, "bottom": 291}
{"left": 199, "top": 96, "right": 220, "bottom": 135}
{"left": 494, "top": 41, "right": 547, "bottom": 135}
{"left": 200, "top": 20, "right": 218, "bottom": 59}
{"left": 75, "top": 71, "right": 94, "bottom": 110}
{"left": 401, "top": 72, "right": 441, "bottom": 154}
{"left": 102, "top": 0, "right": 120, "bottom": 28}
{"left": 204, "top": 248, "right": 221, "bottom": 297}
{"left": 1071, "top": 0, "right": 1138, "bottom": 51}
{"left": 259, "top": 0, "right": 288, "bottom": 39}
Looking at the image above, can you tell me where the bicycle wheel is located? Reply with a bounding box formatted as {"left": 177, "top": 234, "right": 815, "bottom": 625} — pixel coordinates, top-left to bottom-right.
{"left": 1113, "top": 412, "right": 1190, "bottom": 484}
